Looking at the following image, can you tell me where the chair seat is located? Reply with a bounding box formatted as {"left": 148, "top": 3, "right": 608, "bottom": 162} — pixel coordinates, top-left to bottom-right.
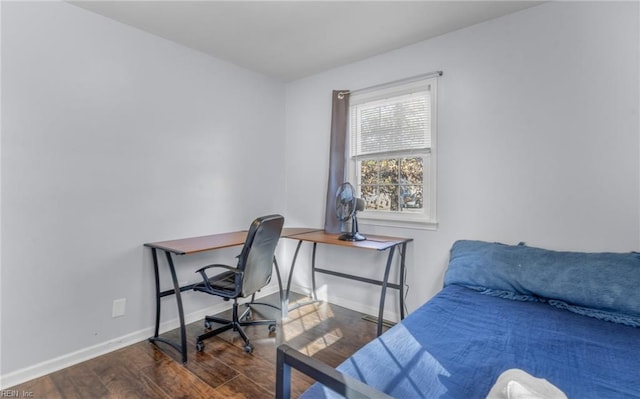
{"left": 193, "top": 268, "right": 238, "bottom": 297}
{"left": 207, "top": 270, "right": 237, "bottom": 291}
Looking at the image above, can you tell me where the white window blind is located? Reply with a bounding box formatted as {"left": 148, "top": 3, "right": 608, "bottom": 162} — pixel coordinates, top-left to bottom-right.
{"left": 351, "top": 88, "right": 431, "bottom": 158}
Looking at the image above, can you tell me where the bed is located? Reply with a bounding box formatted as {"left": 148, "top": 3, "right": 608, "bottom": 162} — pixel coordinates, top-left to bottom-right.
{"left": 276, "top": 240, "right": 640, "bottom": 398}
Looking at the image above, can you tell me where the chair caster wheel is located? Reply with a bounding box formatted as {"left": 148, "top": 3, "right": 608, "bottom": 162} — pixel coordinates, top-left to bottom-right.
{"left": 204, "top": 321, "right": 211, "bottom": 329}
{"left": 244, "top": 343, "right": 254, "bottom": 353}
{"left": 196, "top": 341, "right": 205, "bottom": 352}
{"left": 268, "top": 324, "right": 276, "bottom": 333}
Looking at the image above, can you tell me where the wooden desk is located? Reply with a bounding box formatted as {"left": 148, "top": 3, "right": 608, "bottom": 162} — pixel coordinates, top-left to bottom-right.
{"left": 283, "top": 231, "right": 413, "bottom": 336}
{"left": 144, "top": 228, "right": 320, "bottom": 363}
{"left": 147, "top": 231, "right": 249, "bottom": 255}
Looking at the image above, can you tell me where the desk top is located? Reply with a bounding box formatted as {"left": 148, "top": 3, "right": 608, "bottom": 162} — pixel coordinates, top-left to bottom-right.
{"left": 144, "top": 227, "right": 322, "bottom": 255}
{"left": 285, "top": 230, "right": 413, "bottom": 251}
{"left": 144, "top": 231, "right": 248, "bottom": 255}
{"left": 144, "top": 228, "right": 411, "bottom": 254}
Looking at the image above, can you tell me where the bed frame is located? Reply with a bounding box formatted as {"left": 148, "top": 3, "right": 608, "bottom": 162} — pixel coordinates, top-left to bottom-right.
{"left": 276, "top": 344, "right": 391, "bottom": 399}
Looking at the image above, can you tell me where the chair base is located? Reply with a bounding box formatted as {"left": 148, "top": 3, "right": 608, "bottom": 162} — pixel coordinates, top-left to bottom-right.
{"left": 196, "top": 300, "right": 276, "bottom": 354}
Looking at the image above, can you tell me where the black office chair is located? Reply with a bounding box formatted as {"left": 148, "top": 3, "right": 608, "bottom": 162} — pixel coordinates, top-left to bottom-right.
{"left": 193, "top": 214, "right": 285, "bottom": 353}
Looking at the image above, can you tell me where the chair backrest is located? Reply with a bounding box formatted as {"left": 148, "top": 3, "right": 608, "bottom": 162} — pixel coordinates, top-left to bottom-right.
{"left": 237, "top": 214, "right": 285, "bottom": 298}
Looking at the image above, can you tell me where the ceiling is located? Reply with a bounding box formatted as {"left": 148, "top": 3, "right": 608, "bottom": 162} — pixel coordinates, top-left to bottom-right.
{"left": 70, "top": 1, "right": 543, "bottom": 82}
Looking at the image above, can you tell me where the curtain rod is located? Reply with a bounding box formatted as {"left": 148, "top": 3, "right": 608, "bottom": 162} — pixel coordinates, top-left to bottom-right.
{"left": 338, "top": 70, "right": 443, "bottom": 99}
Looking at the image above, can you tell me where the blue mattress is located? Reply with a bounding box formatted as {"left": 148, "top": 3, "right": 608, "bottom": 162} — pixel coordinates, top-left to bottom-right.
{"left": 301, "top": 285, "right": 640, "bottom": 398}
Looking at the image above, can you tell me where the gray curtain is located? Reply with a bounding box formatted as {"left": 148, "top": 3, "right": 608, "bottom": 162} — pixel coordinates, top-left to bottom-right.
{"left": 324, "top": 90, "right": 350, "bottom": 233}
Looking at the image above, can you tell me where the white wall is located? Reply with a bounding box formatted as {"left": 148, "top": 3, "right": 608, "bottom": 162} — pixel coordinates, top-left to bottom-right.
{"left": 1, "top": 1, "right": 285, "bottom": 384}
{"left": 284, "top": 1, "right": 639, "bottom": 320}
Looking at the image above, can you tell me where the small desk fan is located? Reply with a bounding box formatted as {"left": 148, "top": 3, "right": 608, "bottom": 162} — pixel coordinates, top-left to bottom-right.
{"left": 335, "top": 182, "right": 366, "bottom": 241}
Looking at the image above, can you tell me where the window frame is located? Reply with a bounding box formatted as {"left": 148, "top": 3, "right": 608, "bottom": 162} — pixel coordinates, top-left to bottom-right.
{"left": 347, "top": 77, "right": 438, "bottom": 230}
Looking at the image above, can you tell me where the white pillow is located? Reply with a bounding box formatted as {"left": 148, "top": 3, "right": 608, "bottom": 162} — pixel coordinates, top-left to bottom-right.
{"left": 486, "top": 369, "right": 567, "bottom": 399}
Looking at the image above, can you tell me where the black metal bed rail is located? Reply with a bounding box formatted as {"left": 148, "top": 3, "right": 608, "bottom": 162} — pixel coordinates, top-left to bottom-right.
{"left": 276, "top": 344, "right": 393, "bottom": 399}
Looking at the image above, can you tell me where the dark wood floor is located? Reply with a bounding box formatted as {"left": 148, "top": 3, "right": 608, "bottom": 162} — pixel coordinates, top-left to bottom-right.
{"left": 9, "top": 293, "right": 385, "bottom": 398}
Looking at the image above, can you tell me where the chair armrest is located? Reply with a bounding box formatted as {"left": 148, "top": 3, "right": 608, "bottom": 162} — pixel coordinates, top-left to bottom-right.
{"left": 195, "top": 264, "right": 239, "bottom": 275}
{"left": 195, "top": 264, "right": 242, "bottom": 292}
{"left": 276, "top": 344, "right": 392, "bottom": 399}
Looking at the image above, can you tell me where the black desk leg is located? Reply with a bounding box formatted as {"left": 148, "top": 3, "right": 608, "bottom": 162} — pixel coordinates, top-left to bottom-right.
{"left": 377, "top": 246, "right": 396, "bottom": 337}
{"left": 399, "top": 242, "right": 407, "bottom": 320}
{"left": 285, "top": 240, "right": 322, "bottom": 315}
{"left": 311, "top": 242, "right": 318, "bottom": 301}
{"left": 284, "top": 240, "right": 304, "bottom": 318}
{"left": 151, "top": 248, "right": 161, "bottom": 339}
{"left": 165, "top": 252, "right": 188, "bottom": 363}
{"left": 273, "top": 256, "right": 284, "bottom": 313}
{"left": 148, "top": 250, "right": 188, "bottom": 364}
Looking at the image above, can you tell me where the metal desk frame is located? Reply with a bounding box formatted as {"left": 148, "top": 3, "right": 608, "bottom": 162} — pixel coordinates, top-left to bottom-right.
{"left": 283, "top": 231, "right": 412, "bottom": 336}
{"left": 144, "top": 228, "right": 319, "bottom": 363}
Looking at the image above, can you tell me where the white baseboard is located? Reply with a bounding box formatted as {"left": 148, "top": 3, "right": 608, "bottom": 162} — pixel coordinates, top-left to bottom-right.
{"left": 0, "top": 285, "right": 280, "bottom": 390}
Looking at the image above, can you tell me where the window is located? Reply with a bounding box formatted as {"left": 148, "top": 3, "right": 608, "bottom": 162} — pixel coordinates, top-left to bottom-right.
{"left": 348, "top": 77, "right": 437, "bottom": 228}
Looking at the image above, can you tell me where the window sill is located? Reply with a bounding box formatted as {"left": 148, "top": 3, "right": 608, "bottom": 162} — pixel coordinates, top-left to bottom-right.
{"left": 359, "top": 217, "right": 439, "bottom": 231}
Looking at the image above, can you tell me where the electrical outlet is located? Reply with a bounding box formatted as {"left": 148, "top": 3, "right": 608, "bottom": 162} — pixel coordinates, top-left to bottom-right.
{"left": 112, "top": 298, "right": 126, "bottom": 318}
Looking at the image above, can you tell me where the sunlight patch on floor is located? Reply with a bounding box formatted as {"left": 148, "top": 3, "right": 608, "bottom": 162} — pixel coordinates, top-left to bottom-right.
{"left": 297, "top": 328, "right": 343, "bottom": 357}
{"left": 282, "top": 298, "right": 336, "bottom": 342}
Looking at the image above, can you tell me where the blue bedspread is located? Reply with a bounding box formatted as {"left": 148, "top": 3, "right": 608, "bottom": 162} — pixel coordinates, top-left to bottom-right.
{"left": 301, "top": 285, "right": 640, "bottom": 398}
